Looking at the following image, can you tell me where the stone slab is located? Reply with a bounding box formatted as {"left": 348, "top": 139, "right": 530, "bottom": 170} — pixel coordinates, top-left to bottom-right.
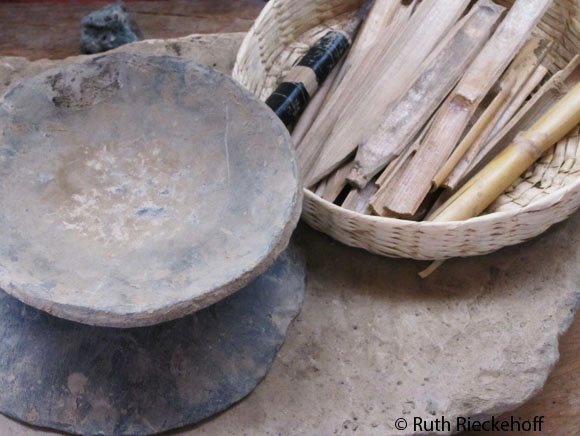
{"left": 0, "top": 248, "right": 305, "bottom": 435}
{"left": 178, "top": 214, "right": 580, "bottom": 435}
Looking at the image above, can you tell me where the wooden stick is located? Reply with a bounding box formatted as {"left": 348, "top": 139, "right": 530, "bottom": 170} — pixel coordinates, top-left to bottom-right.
{"left": 429, "top": 81, "right": 580, "bottom": 222}
{"left": 292, "top": 57, "right": 345, "bottom": 147}
{"left": 334, "top": 0, "right": 406, "bottom": 84}
{"left": 342, "top": 181, "right": 378, "bottom": 213}
{"left": 489, "top": 64, "right": 550, "bottom": 139}
{"left": 303, "top": 0, "right": 471, "bottom": 185}
{"left": 313, "top": 179, "right": 327, "bottom": 197}
{"left": 375, "top": 115, "right": 435, "bottom": 187}
{"left": 449, "top": 64, "right": 550, "bottom": 187}
{"left": 432, "top": 78, "right": 516, "bottom": 187}
{"left": 346, "top": 0, "right": 505, "bottom": 189}
{"left": 372, "top": 0, "right": 553, "bottom": 217}
{"left": 319, "top": 160, "right": 354, "bottom": 202}
{"left": 418, "top": 260, "right": 445, "bottom": 279}
{"left": 438, "top": 38, "right": 552, "bottom": 190}
{"left": 265, "top": 1, "right": 374, "bottom": 129}
{"left": 458, "top": 56, "right": 580, "bottom": 183}
{"left": 458, "top": 64, "right": 550, "bottom": 177}
{"left": 297, "top": 1, "right": 415, "bottom": 179}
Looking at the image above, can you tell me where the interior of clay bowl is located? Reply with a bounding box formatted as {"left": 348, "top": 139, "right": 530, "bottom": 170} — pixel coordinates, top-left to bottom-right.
{"left": 0, "top": 53, "right": 301, "bottom": 327}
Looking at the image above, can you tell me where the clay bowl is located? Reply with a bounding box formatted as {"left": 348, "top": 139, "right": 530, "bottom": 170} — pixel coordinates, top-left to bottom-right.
{"left": 0, "top": 53, "right": 301, "bottom": 327}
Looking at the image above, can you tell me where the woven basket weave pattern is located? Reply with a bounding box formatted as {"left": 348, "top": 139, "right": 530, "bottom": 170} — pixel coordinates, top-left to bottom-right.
{"left": 234, "top": 0, "right": 580, "bottom": 260}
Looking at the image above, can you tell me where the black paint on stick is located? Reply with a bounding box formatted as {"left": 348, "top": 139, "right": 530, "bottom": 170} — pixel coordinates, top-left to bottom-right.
{"left": 266, "top": 82, "right": 310, "bottom": 128}
{"left": 298, "top": 31, "right": 350, "bottom": 84}
{"left": 266, "top": 31, "right": 351, "bottom": 128}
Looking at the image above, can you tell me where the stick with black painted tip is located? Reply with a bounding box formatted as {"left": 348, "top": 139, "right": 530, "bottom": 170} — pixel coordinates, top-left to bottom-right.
{"left": 265, "top": 0, "right": 374, "bottom": 129}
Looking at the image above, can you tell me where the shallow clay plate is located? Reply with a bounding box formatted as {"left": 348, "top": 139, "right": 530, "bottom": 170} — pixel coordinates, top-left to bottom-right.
{"left": 0, "top": 53, "right": 301, "bottom": 327}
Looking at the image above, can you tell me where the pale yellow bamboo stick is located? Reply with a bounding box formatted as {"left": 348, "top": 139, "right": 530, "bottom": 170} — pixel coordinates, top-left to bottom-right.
{"left": 433, "top": 37, "right": 551, "bottom": 189}
{"left": 429, "top": 81, "right": 580, "bottom": 223}
{"left": 458, "top": 57, "right": 580, "bottom": 184}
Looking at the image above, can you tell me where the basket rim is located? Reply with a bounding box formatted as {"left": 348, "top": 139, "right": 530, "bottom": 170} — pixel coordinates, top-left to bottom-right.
{"left": 304, "top": 173, "right": 580, "bottom": 227}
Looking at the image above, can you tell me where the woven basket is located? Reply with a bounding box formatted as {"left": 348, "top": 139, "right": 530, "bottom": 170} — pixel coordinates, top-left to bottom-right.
{"left": 233, "top": 0, "right": 580, "bottom": 260}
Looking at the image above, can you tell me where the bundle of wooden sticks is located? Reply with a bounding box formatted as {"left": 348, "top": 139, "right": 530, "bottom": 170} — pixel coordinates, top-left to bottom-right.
{"left": 293, "top": 0, "right": 580, "bottom": 223}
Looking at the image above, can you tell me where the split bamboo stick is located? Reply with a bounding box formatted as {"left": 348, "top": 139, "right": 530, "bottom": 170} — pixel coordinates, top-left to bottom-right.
{"left": 297, "top": 0, "right": 415, "bottom": 177}
{"left": 459, "top": 56, "right": 580, "bottom": 182}
{"left": 319, "top": 160, "right": 354, "bottom": 202}
{"left": 429, "top": 80, "right": 580, "bottom": 222}
{"left": 431, "top": 78, "right": 516, "bottom": 187}
{"left": 433, "top": 37, "right": 552, "bottom": 190}
{"left": 292, "top": 57, "right": 345, "bottom": 147}
{"left": 303, "top": 0, "right": 471, "bottom": 185}
{"left": 342, "top": 181, "right": 377, "bottom": 213}
{"left": 369, "top": 117, "right": 436, "bottom": 215}
{"left": 371, "top": 0, "right": 553, "bottom": 217}
{"left": 489, "top": 64, "right": 550, "bottom": 139}
{"left": 445, "top": 64, "right": 550, "bottom": 189}
{"left": 371, "top": 144, "right": 418, "bottom": 215}
{"left": 440, "top": 38, "right": 551, "bottom": 190}
{"left": 346, "top": 0, "right": 505, "bottom": 189}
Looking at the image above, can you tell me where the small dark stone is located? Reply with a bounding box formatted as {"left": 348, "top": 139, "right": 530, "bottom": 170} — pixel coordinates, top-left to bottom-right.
{"left": 80, "top": 2, "right": 141, "bottom": 54}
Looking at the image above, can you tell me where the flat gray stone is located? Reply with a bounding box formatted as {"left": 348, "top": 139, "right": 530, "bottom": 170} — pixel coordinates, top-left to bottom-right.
{"left": 0, "top": 248, "right": 305, "bottom": 435}
{"left": 182, "top": 215, "right": 579, "bottom": 435}
{"left": 0, "top": 52, "right": 301, "bottom": 327}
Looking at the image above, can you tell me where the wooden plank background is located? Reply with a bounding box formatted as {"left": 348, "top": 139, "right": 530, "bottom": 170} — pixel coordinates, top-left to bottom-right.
{"left": 0, "top": 0, "right": 264, "bottom": 59}
{"left": 0, "top": 1, "right": 577, "bottom": 434}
